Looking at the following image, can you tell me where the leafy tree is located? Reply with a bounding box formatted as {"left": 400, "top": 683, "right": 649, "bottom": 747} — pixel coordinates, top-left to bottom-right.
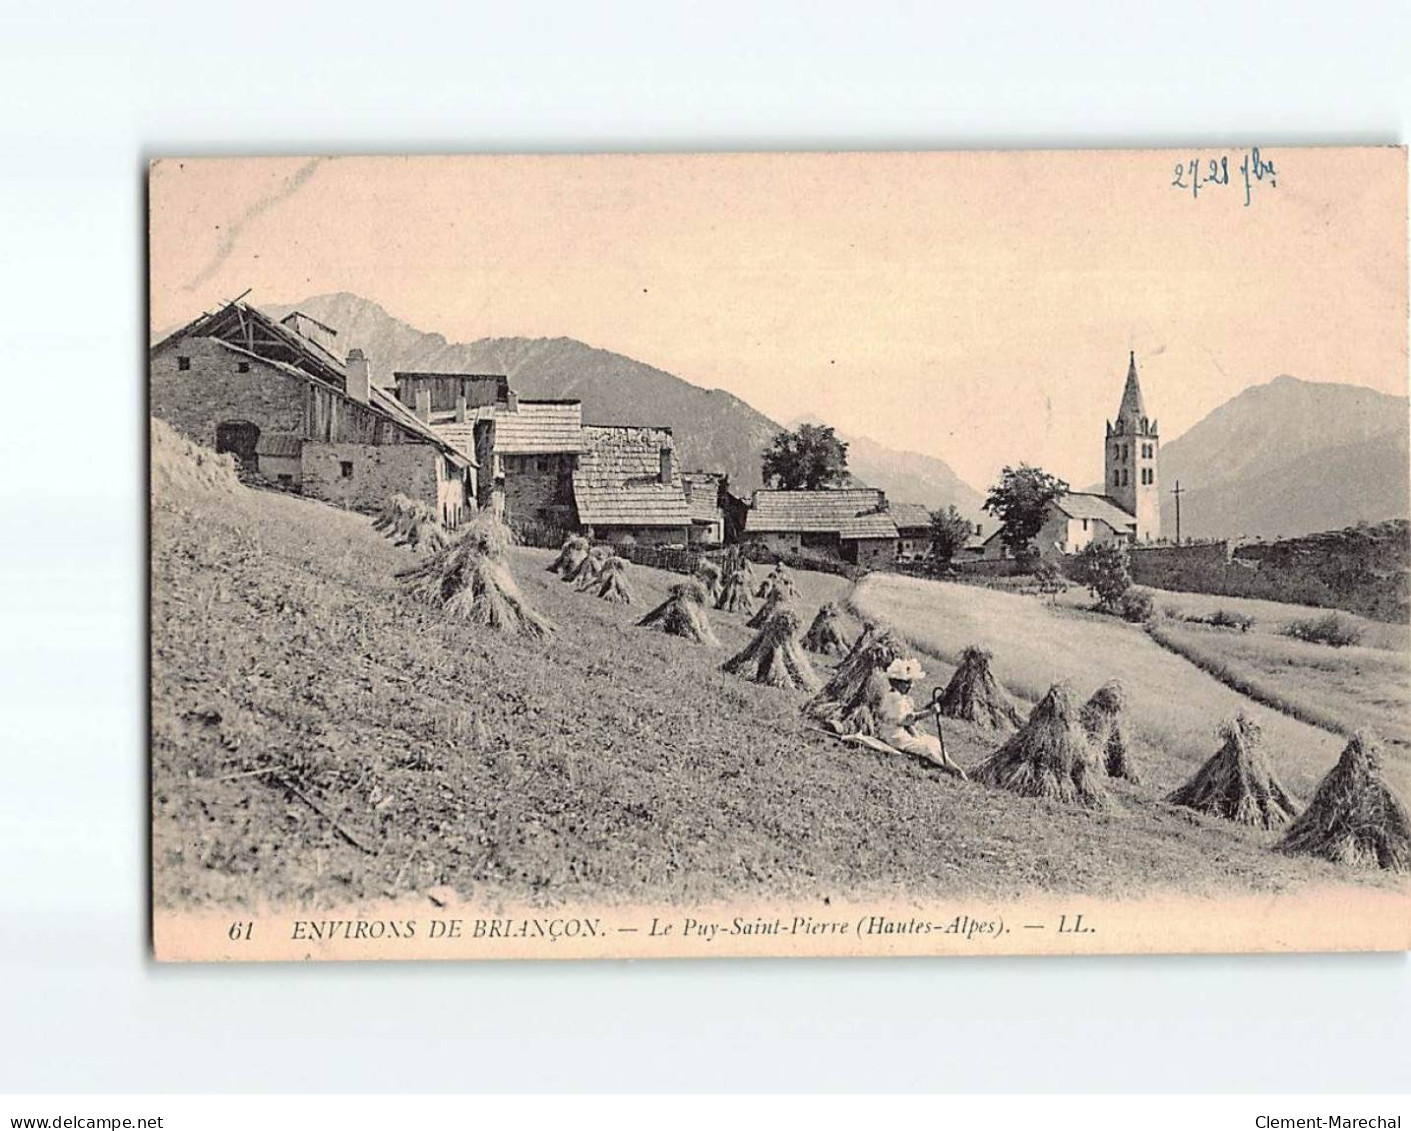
{"left": 761, "top": 424, "right": 849, "bottom": 491}
{"left": 983, "top": 464, "right": 1069, "bottom": 556}
{"left": 928, "top": 504, "right": 974, "bottom": 562}
{"left": 1069, "top": 542, "right": 1132, "bottom": 611}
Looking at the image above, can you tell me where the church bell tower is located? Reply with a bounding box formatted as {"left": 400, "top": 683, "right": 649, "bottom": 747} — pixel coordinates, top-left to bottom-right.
{"left": 1104, "top": 351, "right": 1161, "bottom": 542}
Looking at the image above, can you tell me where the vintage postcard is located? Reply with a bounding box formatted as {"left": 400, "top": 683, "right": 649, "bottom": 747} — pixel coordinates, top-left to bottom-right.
{"left": 149, "top": 148, "right": 1410, "bottom": 962}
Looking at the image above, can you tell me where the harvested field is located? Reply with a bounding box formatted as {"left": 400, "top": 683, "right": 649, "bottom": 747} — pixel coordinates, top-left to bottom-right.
{"left": 152, "top": 441, "right": 1405, "bottom": 908}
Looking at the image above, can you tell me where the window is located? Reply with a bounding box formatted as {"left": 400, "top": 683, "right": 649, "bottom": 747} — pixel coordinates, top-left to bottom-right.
{"left": 1082, "top": 519, "right": 1089, "bottom": 531}
{"left": 177, "top": 356, "right": 190, "bottom": 371}
{"left": 340, "top": 460, "right": 354, "bottom": 479}
{"left": 536, "top": 457, "right": 549, "bottom": 473}
{"left": 1112, "top": 470, "right": 1119, "bottom": 485}
{"left": 237, "top": 361, "right": 250, "bottom": 373}
{"left": 276, "top": 474, "right": 293, "bottom": 485}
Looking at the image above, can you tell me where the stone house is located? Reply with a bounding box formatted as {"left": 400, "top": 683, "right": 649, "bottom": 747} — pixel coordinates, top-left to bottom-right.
{"left": 682, "top": 472, "right": 728, "bottom": 545}
{"left": 889, "top": 502, "right": 935, "bottom": 560}
{"left": 571, "top": 425, "right": 693, "bottom": 545}
{"left": 149, "top": 302, "right": 476, "bottom": 524}
{"left": 742, "top": 488, "right": 899, "bottom": 568}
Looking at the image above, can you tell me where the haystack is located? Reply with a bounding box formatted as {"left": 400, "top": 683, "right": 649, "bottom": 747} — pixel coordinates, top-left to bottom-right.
{"left": 1079, "top": 680, "right": 1139, "bottom": 783}
{"left": 756, "top": 567, "right": 797, "bottom": 602}
{"left": 747, "top": 583, "right": 796, "bottom": 629}
{"left": 595, "top": 555, "right": 634, "bottom": 605}
{"left": 638, "top": 578, "right": 719, "bottom": 645}
{"left": 805, "top": 622, "right": 911, "bottom": 736}
{"left": 802, "top": 601, "right": 852, "bottom": 656}
{"left": 548, "top": 534, "right": 590, "bottom": 576}
{"left": 936, "top": 646, "right": 1023, "bottom": 732}
{"left": 372, "top": 493, "right": 417, "bottom": 535}
{"left": 695, "top": 559, "right": 724, "bottom": 603}
{"left": 723, "top": 607, "right": 820, "bottom": 692}
{"left": 397, "top": 515, "right": 453, "bottom": 554}
{"left": 971, "top": 683, "right": 1106, "bottom": 807}
{"left": 574, "top": 545, "right": 612, "bottom": 591}
{"left": 397, "top": 513, "right": 551, "bottom": 639}
{"left": 1166, "top": 715, "right": 1299, "bottom": 828}
{"left": 716, "top": 566, "right": 756, "bottom": 614}
{"left": 561, "top": 541, "right": 602, "bottom": 585}
{"left": 1279, "top": 733, "right": 1410, "bottom": 871}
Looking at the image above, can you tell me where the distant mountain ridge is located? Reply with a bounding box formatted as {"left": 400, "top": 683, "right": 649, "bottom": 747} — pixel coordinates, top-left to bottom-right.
{"left": 265, "top": 293, "right": 985, "bottom": 511}
{"left": 1156, "top": 375, "right": 1409, "bottom": 541}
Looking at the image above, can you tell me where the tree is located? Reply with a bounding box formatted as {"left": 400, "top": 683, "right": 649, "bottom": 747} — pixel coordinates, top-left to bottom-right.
{"left": 761, "top": 424, "right": 849, "bottom": 491}
{"left": 983, "top": 464, "right": 1069, "bottom": 556}
{"left": 928, "top": 505, "right": 973, "bottom": 562}
{"left": 1069, "top": 542, "right": 1132, "bottom": 611}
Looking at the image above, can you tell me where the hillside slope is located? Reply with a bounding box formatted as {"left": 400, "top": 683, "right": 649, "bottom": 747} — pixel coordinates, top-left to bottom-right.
{"left": 151, "top": 420, "right": 1390, "bottom": 908}
{"left": 1158, "top": 375, "right": 1409, "bottom": 540}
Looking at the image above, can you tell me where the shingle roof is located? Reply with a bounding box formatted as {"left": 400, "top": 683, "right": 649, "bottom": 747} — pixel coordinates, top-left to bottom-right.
{"left": 255, "top": 434, "right": 303, "bottom": 458}
{"left": 839, "top": 513, "right": 899, "bottom": 540}
{"left": 744, "top": 488, "right": 887, "bottom": 534}
{"left": 492, "top": 400, "right": 586, "bottom": 455}
{"left": 888, "top": 502, "right": 934, "bottom": 531}
{"left": 571, "top": 424, "right": 691, "bottom": 527}
{"left": 1052, "top": 492, "right": 1137, "bottom": 528}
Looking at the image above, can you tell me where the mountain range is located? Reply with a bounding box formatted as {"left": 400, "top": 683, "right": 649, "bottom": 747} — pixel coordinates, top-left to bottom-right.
{"left": 263, "top": 293, "right": 982, "bottom": 510}
{"left": 265, "top": 294, "right": 1407, "bottom": 540}
{"left": 1156, "top": 375, "right": 1409, "bottom": 541}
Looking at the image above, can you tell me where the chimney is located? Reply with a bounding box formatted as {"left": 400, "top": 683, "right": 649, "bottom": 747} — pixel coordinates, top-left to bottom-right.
{"left": 975, "top": 522, "right": 983, "bottom": 537}
{"left": 345, "top": 349, "right": 370, "bottom": 405}
{"left": 506, "top": 389, "right": 519, "bottom": 412}
{"left": 415, "top": 387, "right": 432, "bottom": 423}
{"left": 455, "top": 389, "right": 468, "bottom": 423}
{"left": 659, "top": 446, "right": 674, "bottom": 485}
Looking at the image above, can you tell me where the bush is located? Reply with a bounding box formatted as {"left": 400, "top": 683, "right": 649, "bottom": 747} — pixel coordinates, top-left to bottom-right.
{"left": 1032, "top": 559, "right": 1068, "bottom": 594}
{"left": 1282, "top": 612, "right": 1363, "bottom": 648}
{"left": 1119, "top": 588, "right": 1156, "bottom": 623}
{"left": 1070, "top": 542, "right": 1132, "bottom": 611}
{"left": 1203, "top": 608, "right": 1256, "bottom": 632}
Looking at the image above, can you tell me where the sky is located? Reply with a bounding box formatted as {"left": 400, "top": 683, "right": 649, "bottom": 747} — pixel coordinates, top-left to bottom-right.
{"left": 149, "top": 149, "right": 1407, "bottom": 491}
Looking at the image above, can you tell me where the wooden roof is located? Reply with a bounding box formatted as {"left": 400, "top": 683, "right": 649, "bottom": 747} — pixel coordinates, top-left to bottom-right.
{"left": 492, "top": 400, "right": 586, "bottom": 455}
{"left": 572, "top": 424, "right": 691, "bottom": 527}
{"left": 888, "top": 502, "right": 934, "bottom": 532}
{"left": 1051, "top": 492, "right": 1137, "bottom": 529}
{"left": 744, "top": 488, "right": 887, "bottom": 534}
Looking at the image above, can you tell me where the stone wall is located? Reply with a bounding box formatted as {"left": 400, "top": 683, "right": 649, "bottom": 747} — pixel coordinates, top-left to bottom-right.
{"left": 501, "top": 454, "right": 577, "bottom": 526}
{"left": 150, "top": 336, "right": 306, "bottom": 451}
{"left": 301, "top": 441, "right": 440, "bottom": 514}
{"left": 847, "top": 537, "right": 897, "bottom": 570}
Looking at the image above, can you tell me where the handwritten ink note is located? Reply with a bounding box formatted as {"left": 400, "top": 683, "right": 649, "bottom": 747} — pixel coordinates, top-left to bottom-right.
{"left": 1171, "top": 148, "right": 1277, "bottom": 206}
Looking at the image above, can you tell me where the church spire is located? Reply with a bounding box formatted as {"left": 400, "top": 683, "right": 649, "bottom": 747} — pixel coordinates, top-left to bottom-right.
{"left": 1117, "top": 350, "right": 1147, "bottom": 427}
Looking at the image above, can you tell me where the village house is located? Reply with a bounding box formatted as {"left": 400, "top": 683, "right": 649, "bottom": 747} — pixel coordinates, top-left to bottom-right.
{"left": 149, "top": 301, "right": 477, "bottom": 524}
{"left": 743, "top": 488, "right": 900, "bottom": 569}
{"left": 571, "top": 424, "right": 693, "bottom": 545}
{"left": 682, "top": 471, "right": 728, "bottom": 545}
{"left": 889, "top": 502, "right": 935, "bottom": 560}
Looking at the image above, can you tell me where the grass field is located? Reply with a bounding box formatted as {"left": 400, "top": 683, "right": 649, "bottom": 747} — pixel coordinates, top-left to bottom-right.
{"left": 151, "top": 424, "right": 1405, "bottom": 907}
{"left": 851, "top": 574, "right": 1411, "bottom": 801}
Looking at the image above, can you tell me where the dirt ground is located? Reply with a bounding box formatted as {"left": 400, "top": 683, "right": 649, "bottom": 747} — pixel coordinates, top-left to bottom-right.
{"left": 151, "top": 442, "right": 1402, "bottom": 909}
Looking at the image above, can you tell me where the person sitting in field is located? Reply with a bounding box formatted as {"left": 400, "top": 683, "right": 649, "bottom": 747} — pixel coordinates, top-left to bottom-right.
{"left": 878, "top": 658, "right": 969, "bottom": 778}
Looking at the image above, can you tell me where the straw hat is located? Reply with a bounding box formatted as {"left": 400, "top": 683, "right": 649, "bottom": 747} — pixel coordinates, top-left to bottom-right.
{"left": 885, "top": 658, "right": 926, "bottom": 682}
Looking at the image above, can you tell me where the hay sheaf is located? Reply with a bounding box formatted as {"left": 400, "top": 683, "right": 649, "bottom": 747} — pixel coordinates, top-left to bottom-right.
{"left": 574, "top": 545, "right": 612, "bottom": 591}
{"left": 805, "top": 622, "right": 911, "bottom": 736}
{"left": 561, "top": 541, "right": 603, "bottom": 584}
{"left": 971, "top": 683, "right": 1108, "bottom": 808}
{"left": 595, "top": 556, "right": 634, "bottom": 605}
{"left": 695, "top": 559, "right": 724, "bottom": 603}
{"left": 803, "top": 602, "right": 852, "bottom": 656}
{"left": 716, "top": 567, "right": 756, "bottom": 614}
{"left": 1166, "top": 715, "right": 1299, "bottom": 829}
{"left": 936, "top": 646, "right": 1023, "bottom": 732}
{"left": 396, "top": 514, "right": 551, "bottom": 639}
{"left": 1079, "top": 680, "right": 1139, "bottom": 783}
{"left": 756, "top": 568, "right": 798, "bottom": 602}
{"left": 723, "top": 607, "right": 820, "bottom": 692}
{"left": 1279, "top": 733, "right": 1410, "bottom": 872}
{"left": 638, "top": 578, "right": 718, "bottom": 645}
{"left": 747, "top": 584, "right": 797, "bottom": 629}
{"left": 548, "top": 535, "right": 591, "bottom": 575}
{"left": 150, "top": 417, "right": 243, "bottom": 499}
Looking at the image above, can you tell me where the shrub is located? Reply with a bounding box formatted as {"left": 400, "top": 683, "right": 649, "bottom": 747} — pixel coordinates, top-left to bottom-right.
{"left": 1118, "top": 587, "right": 1156, "bottom": 623}
{"left": 1282, "top": 612, "right": 1363, "bottom": 648}
{"left": 1204, "top": 608, "right": 1256, "bottom": 632}
{"left": 1033, "top": 558, "right": 1068, "bottom": 594}
{"left": 1070, "top": 542, "right": 1132, "bottom": 611}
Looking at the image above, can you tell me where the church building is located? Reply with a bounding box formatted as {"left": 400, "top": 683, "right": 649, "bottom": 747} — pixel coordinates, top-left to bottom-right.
{"left": 981, "top": 352, "right": 1161, "bottom": 561}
